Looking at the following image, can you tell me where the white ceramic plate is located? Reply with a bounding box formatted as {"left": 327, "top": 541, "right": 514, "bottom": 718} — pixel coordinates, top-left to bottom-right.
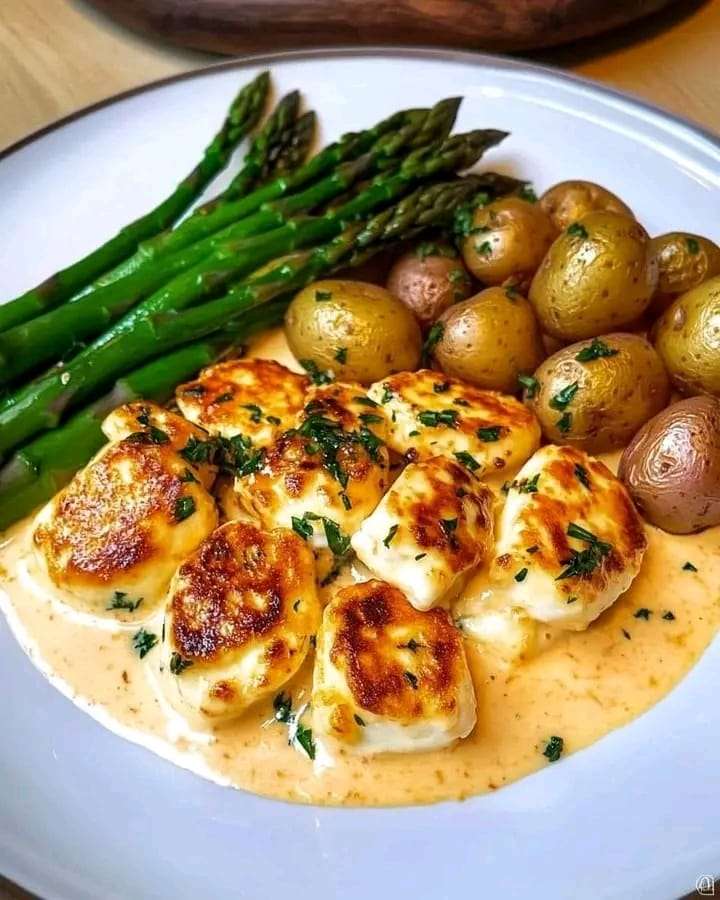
{"left": 1, "top": 49, "right": 719, "bottom": 900}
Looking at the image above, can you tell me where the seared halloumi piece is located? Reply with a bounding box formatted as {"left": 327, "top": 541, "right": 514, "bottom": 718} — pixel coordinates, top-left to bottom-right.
{"left": 312, "top": 580, "right": 476, "bottom": 755}
{"left": 176, "top": 358, "right": 309, "bottom": 445}
{"left": 234, "top": 382, "right": 389, "bottom": 548}
{"left": 161, "top": 521, "right": 320, "bottom": 720}
{"left": 33, "top": 432, "right": 218, "bottom": 616}
{"left": 468, "top": 444, "right": 647, "bottom": 632}
{"left": 351, "top": 457, "right": 494, "bottom": 611}
{"left": 367, "top": 369, "right": 540, "bottom": 474}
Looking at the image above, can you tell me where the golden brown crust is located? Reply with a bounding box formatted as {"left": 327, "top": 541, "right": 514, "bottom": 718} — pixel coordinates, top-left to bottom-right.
{"left": 498, "top": 447, "right": 647, "bottom": 595}
{"left": 327, "top": 581, "right": 466, "bottom": 721}
{"left": 34, "top": 439, "right": 211, "bottom": 584}
{"left": 169, "top": 521, "right": 317, "bottom": 665}
{"left": 176, "top": 358, "right": 309, "bottom": 442}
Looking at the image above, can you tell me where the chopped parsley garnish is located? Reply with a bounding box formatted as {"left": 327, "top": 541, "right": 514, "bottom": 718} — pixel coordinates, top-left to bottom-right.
{"left": 527, "top": 545, "right": 539, "bottom": 554}
{"left": 266, "top": 415, "right": 281, "bottom": 426}
{"left": 383, "top": 524, "right": 399, "bottom": 548}
{"left": 517, "top": 473, "right": 540, "bottom": 494}
{"left": 505, "top": 285, "right": 520, "bottom": 300}
{"left": 126, "top": 425, "right": 169, "bottom": 445}
{"left": 518, "top": 373, "right": 539, "bottom": 398}
{"left": 179, "top": 467, "right": 199, "bottom": 484}
{"left": 422, "top": 322, "right": 445, "bottom": 360}
{"left": 542, "top": 735, "right": 564, "bottom": 762}
{"left": 518, "top": 185, "right": 538, "bottom": 203}
{"left": 299, "top": 358, "right": 333, "bottom": 385}
{"left": 549, "top": 381, "right": 579, "bottom": 411}
{"left": 359, "top": 413, "right": 383, "bottom": 426}
{"left": 663, "top": 610, "right": 676, "bottom": 621}
{"left": 169, "top": 653, "right": 193, "bottom": 675}
{"left": 180, "top": 435, "right": 215, "bottom": 464}
{"left": 440, "top": 517, "right": 459, "bottom": 548}
{"left": 404, "top": 671, "right": 419, "bottom": 690}
{"left": 271, "top": 693, "right": 317, "bottom": 760}
{"left": 354, "top": 714, "right": 366, "bottom": 727}
{"left": 136, "top": 409, "right": 150, "bottom": 426}
{"left": 515, "top": 567, "right": 529, "bottom": 583}
{"left": 354, "top": 395, "right": 379, "bottom": 408}
{"left": 132, "top": 629, "right": 158, "bottom": 659}
{"left": 215, "top": 392, "right": 234, "bottom": 403}
{"left": 634, "top": 608, "right": 651, "bottom": 620}
{"left": 401, "top": 638, "right": 422, "bottom": 652}
{"left": 622, "top": 628, "right": 631, "bottom": 640}
{"left": 323, "top": 518, "right": 351, "bottom": 557}
{"left": 575, "top": 338, "right": 619, "bottom": 362}
{"left": 294, "top": 721, "right": 316, "bottom": 760}
{"left": 686, "top": 237, "right": 700, "bottom": 255}
{"left": 475, "top": 239, "right": 493, "bottom": 257}
{"left": 556, "top": 411, "right": 573, "bottom": 433}
{"left": 217, "top": 433, "right": 264, "bottom": 477}
{"left": 566, "top": 222, "right": 588, "bottom": 239}
{"left": 433, "top": 381, "right": 451, "bottom": 394}
{"left": 315, "top": 289, "right": 333, "bottom": 302}
{"left": 340, "top": 491, "right": 352, "bottom": 511}
{"left": 381, "top": 385, "right": 394, "bottom": 404}
{"left": 454, "top": 450, "right": 480, "bottom": 472}
{"left": 453, "top": 203, "right": 475, "bottom": 238}
{"left": 682, "top": 561, "right": 698, "bottom": 572}
{"left": 415, "top": 553, "right": 427, "bottom": 561}
{"left": 291, "top": 514, "right": 316, "bottom": 541}
{"left": 477, "top": 426, "right": 501, "bottom": 442}
{"left": 273, "top": 691, "right": 292, "bottom": 723}
{"left": 418, "top": 409, "right": 458, "bottom": 428}
{"left": 242, "top": 403, "right": 263, "bottom": 423}
{"left": 182, "top": 384, "right": 205, "bottom": 396}
{"left": 334, "top": 347, "right": 348, "bottom": 364}
{"left": 557, "top": 523, "right": 612, "bottom": 580}
{"left": 174, "top": 496, "right": 196, "bottom": 522}
{"left": 448, "top": 268, "right": 467, "bottom": 285}
{"left": 454, "top": 398, "right": 470, "bottom": 407}
{"left": 107, "top": 591, "right": 142, "bottom": 612}
{"left": 574, "top": 464, "right": 591, "bottom": 488}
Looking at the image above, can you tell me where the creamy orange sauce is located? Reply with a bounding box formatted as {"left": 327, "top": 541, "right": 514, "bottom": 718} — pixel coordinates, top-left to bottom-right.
{"left": 1, "top": 330, "right": 719, "bottom": 807}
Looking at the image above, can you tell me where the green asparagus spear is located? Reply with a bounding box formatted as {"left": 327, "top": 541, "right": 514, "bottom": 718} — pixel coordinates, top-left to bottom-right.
{"left": 0, "top": 301, "right": 288, "bottom": 531}
{"left": 0, "top": 72, "right": 270, "bottom": 333}
{"left": 0, "top": 106, "right": 457, "bottom": 382}
{"left": 91, "top": 92, "right": 311, "bottom": 288}
{"left": 0, "top": 166, "right": 500, "bottom": 459}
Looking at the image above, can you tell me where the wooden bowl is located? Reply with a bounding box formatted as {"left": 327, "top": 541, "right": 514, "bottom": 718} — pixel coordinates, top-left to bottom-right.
{"left": 86, "top": 0, "right": 676, "bottom": 54}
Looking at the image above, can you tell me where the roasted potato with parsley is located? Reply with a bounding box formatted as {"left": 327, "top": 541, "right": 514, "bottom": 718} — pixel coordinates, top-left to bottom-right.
{"left": 539, "top": 180, "right": 633, "bottom": 233}
{"left": 460, "top": 197, "right": 555, "bottom": 289}
{"left": 432, "top": 287, "right": 545, "bottom": 392}
{"left": 284, "top": 279, "right": 422, "bottom": 385}
{"left": 525, "top": 333, "right": 670, "bottom": 451}
{"left": 653, "top": 275, "right": 720, "bottom": 397}
{"left": 386, "top": 242, "right": 473, "bottom": 331}
{"left": 650, "top": 233, "right": 720, "bottom": 315}
{"left": 529, "top": 211, "right": 658, "bottom": 341}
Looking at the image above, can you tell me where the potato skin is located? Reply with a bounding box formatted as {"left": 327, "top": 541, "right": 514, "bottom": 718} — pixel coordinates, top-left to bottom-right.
{"left": 529, "top": 211, "right": 658, "bottom": 342}
{"left": 284, "top": 279, "right": 422, "bottom": 385}
{"left": 649, "top": 232, "right": 720, "bottom": 315}
{"left": 619, "top": 395, "right": 720, "bottom": 534}
{"left": 433, "top": 287, "right": 545, "bottom": 392}
{"left": 460, "top": 197, "right": 555, "bottom": 289}
{"left": 386, "top": 245, "right": 472, "bottom": 331}
{"left": 526, "top": 333, "right": 670, "bottom": 451}
{"left": 539, "top": 180, "right": 633, "bottom": 233}
{"left": 652, "top": 275, "right": 720, "bottom": 397}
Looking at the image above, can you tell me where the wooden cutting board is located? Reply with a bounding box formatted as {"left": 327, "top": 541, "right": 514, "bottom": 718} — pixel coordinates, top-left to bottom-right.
{"left": 86, "top": 0, "right": 675, "bottom": 54}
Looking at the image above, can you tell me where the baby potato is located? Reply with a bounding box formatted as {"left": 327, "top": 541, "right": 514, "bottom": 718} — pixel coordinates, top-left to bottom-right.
{"left": 432, "top": 287, "right": 545, "bottom": 392}
{"left": 460, "top": 197, "right": 555, "bottom": 289}
{"left": 386, "top": 243, "right": 472, "bottom": 330}
{"left": 653, "top": 275, "right": 720, "bottom": 397}
{"left": 529, "top": 211, "right": 658, "bottom": 342}
{"left": 539, "top": 180, "right": 633, "bottom": 233}
{"left": 649, "top": 232, "right": 720, "bottom": 315}
{"left": 619, "top": 395, "right": 720, "bottom": 534}
{"left": 284, "top": 279, "right": 422, "bottom": 385}
{"left": 525, "top": 333, "right": 670, "bottom": 451}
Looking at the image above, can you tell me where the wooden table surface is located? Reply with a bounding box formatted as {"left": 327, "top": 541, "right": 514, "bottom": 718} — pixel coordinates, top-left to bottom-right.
{"left": 2, "top": 0, "right": 720, "bottom": 152}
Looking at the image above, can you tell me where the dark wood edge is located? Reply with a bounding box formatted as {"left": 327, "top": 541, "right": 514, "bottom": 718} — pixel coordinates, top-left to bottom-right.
{"left": 2, "top": 46, "right": 719, "bottom": 163}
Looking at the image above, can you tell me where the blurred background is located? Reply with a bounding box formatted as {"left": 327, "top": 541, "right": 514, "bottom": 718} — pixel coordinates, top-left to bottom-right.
{"left": 1, "top": 0, "right": 719, "bottom": 151}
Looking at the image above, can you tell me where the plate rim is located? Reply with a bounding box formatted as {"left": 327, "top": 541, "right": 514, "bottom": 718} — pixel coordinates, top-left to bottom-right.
{"left": 2, "top": 45, "right": 719, "bottom": 163}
